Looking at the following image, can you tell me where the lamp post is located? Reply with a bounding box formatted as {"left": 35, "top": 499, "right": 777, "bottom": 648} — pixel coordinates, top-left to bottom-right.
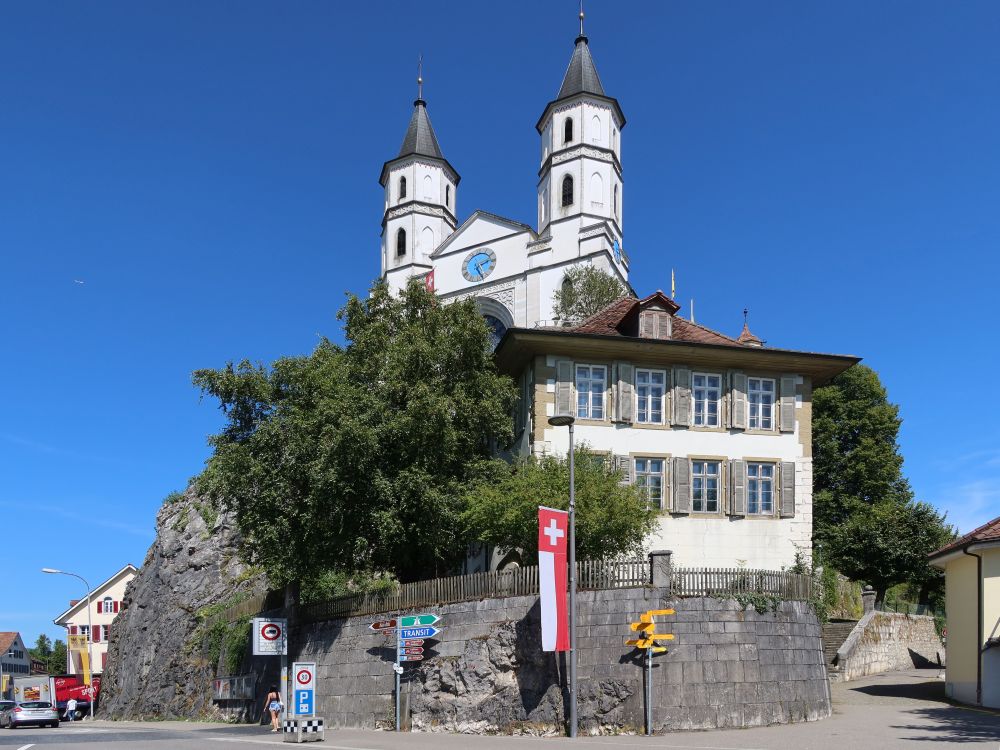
{"left": 1, "top": 648, "right": 14, "bottom": 701}
{"left": 547, "top": 414, "right": 577, "bottom": 738}
{"left": 42, "top": 568, "right": 94, "bottom": 720}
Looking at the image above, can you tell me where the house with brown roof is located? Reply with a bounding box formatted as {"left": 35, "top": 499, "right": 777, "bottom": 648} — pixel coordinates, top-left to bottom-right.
{"left": 491, "top": 291, "right": 858, "bottom": 571}
{"left": 929, "top": 515, "right": 1000, "bottom": 708}
{"left": 0, "top": 632, "right": 31, "bottom": 698}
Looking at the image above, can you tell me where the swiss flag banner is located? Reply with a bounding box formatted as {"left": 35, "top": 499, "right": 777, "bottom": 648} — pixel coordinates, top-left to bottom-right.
{"left": 538, "top": 506, "right": 569, "bottom": 652}
{"left": 425, "top": 269, "right": 435, "bottom": 292}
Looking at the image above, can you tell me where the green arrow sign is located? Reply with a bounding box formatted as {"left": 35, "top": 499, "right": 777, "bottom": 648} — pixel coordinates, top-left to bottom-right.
{"left": 399, "top": 613, "right": 440, "bottom": 627}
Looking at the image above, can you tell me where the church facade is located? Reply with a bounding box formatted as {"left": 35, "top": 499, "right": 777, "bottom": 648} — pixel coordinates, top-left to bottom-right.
{"left": 380, "top": 30, "right": 628, "bottom": 339}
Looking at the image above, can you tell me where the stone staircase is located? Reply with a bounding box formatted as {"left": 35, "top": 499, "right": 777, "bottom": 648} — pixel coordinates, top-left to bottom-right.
{"left": 822, "top": 619, "right": 859, "bottom": 667}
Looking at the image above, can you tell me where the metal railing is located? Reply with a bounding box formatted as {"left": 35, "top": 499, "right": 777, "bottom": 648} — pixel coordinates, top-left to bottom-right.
{"left": 669, "top": 567, "right": 812, "bottom": 600}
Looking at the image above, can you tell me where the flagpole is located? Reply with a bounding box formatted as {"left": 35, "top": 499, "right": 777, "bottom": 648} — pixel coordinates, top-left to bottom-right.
{"left": 567, "top": 421, "right": 578, "bottom": 738}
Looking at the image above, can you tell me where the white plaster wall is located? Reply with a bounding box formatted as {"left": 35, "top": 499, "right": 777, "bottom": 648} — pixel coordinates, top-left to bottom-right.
{"left": 432, "top": 225, "right": 530, "bottom": 299}
{"left": 62, "top": 572, "right": 135, "bottom": 675}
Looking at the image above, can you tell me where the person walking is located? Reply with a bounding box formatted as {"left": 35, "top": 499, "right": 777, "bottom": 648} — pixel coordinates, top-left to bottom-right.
{"left": 66, "top": 697, "right": 77, "bottom": 722}
{"left": 265, "top": 686, "right": 282, "bottom": 733}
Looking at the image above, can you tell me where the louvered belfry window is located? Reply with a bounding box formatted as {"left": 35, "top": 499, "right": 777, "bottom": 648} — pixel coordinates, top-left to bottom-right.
{"left": 564, "top": 117, "right": 574, "bottom": 144}
{"left": 399, "top": 176, "right": 407, "bottom": 201}
{"left": 396, "top": 228, "right": 406, "bottom": 257}
{"left": 561, "top": 175, "right": 573, "bottom": 207}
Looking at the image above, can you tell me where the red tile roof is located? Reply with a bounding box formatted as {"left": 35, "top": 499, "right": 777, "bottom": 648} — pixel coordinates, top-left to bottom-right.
{"left": 570, "top": 295, "right": 744, "bottom": 346}
{"left": 0, "top": 632, "right": 18, "bottom": 654}
{"left": 929, "top": 515, "right": 1000, "bottom": 559}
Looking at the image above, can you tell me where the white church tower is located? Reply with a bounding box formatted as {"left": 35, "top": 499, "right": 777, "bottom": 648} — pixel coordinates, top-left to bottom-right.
{"left": 380, "top": 68, "right": 460, "bottom": 293}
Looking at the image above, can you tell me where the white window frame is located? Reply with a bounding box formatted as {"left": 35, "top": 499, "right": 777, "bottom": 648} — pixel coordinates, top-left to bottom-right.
{"left": 634, "top": 457, "right": 665, "bottom": 509}
{"left": 691, "top": 460, "right": 721, "bottom": 513}
{"left": 747, "top": 462, "right": 775, "bottom": 515}
{"left": 635, "top": 368, "right": 667, "bottom": 424}
{"left": 575, "top": 364, "right": 607, "bottom": 420}
{"left": 103, "top": 596, "right": 114, "bottom": 614}
{"left": 692, "top": 372, "right": 722, "bottom": 427}
{"left": 748, "top": 377, "right": 776, "bottom": 430}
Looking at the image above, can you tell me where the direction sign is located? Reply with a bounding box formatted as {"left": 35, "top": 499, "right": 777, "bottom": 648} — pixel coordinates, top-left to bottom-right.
{"left": 399, "top": 626, "right": 440, "bottom": 639}
{"left": 399, "top": 613, "right": 441, "bottom": 628}
{"left": 399, "top": 654, "right": 424, "bottom": 662}
{"left": 402, "top": 647, "right": 423, "bottom": 655}
{"left": 402, "top": 638, "right": 424, "bottom": 647}
{"left": 369, "top": 619, "right": 397, "bottom": 632}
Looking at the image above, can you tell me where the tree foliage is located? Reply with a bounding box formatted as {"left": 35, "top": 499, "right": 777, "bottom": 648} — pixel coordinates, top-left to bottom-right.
{"left": 195, "top": 280, "right": 516, "bottom": 585}
{"left": 812, "top": 365, "right": 954, "bottom": 603}
{"left": 552, "top": 265, "right": 628, "bottom": 324}
{"left": 462, "top": 448, "right": 657, "bottom": 565}
{"left": 29, "top": 634, "right": 66, "bottom": 675}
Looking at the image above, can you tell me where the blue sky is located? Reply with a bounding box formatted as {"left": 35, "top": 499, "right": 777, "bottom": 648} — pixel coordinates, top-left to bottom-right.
{"left": 2, "top": 1, "right": 998, "bottom": 646}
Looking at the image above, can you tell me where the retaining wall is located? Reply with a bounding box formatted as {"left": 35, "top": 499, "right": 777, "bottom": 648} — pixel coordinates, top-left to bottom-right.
{"left": 287, "top": 587, "right": 830, "bottom": 733}
{"left": 831, "top": 611, "right": 944, "bottom": 683}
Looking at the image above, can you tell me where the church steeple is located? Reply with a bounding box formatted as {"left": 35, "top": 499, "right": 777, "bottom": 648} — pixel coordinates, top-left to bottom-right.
{"left": 379, "top": 64, "right": 460, "bottom": 292}
{"left": 556, "top": 34, "right": 606, "bottom": 100}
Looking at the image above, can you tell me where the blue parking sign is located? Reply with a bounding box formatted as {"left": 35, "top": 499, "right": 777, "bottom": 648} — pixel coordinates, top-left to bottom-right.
{"left": 296, "top": 689, "right": 313, "bottom": 716}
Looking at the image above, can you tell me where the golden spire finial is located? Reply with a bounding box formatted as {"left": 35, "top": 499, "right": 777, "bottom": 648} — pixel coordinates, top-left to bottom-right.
{"left": 417, "top": 55, "right": 423, "bottom": 100}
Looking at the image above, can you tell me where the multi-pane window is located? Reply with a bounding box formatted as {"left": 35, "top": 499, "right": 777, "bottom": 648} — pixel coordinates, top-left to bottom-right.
{"left": 636, "top": 369, "right": 666, "bottom": 424}
{"left": 575, "top": 364, "right": 606, "bottom": 419}
{"left": 692, "top": 460, "right": 720, "bottom": 512}
{"left": 748, "top": 463, "right": 775, "bottom": 514}
{"left": 749, "top": 378, "right": 775, "bottom": 430}
{"left": 693, "top": 373, "right": 721, "bottom": 427}
{"left": 634, "top": 458, "right": 664, "bottom": 509}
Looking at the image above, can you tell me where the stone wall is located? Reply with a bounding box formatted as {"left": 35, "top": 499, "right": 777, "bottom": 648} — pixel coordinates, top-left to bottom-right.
{"left": 289, "top": 587, "right": 830, "bottom": 734}
{"left": 832, "top": 611, "right": 944, "bottom": 683}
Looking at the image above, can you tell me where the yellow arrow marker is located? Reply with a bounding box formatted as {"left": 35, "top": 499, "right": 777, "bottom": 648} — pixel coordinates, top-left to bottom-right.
{"left": 630, "top": 621, "right": 654, "bottom": 632}
{"left": 648, "top": 633, "right": 675, "bottom": 641}
{"left": 640, "top": 613, "right": 653, "bottom": 623}
{"left": 648, "top": 609, "right": 675, "bottom": 616}
{"left": 651, "top": 646, "right": 668, "bottom": 654}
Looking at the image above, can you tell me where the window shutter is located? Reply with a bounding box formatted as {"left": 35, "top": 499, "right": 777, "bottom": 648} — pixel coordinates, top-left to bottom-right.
{"left": 114, "top": 601, "right": 120, "bottom": 614}
{"left": 730, "top": 459, "right": 747, "bottom": 516}
{"left": 106, "top": 623, "right": 112, "bottom": 641}
{"left": 780, "top": 461, "right": 796, "bottom": 517}
{"left": 70, "top": 626, "right": 77, "bottom": 635}
{"left": 96, "top": 601, "right": 102, "bottom": 614}
{"left": 672, "top": 457, "right": 690, "bottom": 514}
{"left": 672, "top": 366, "right": 692, "bottom": 426}
{"left": 656, "top": 311, "right": 672, "bottom": 340}
{"left": 616, "top": 362, "right": 634, "bottom": 423}
{"left": 93, "top": 625, "right": 101, "bottom": 643}
{"left": 640, "top": 311, "right": 656, "bottom": 338}
{"left": 555, "top": 359, "right": 573, "bottom": 417}
{"left": 779, "top": 375, "right": 796, "bottom": 432}
{"left": 729, "top": 371, "right": 748, "bottom": 430}
{"left": 614, "top": 454, "right": 632, "bottom": 485}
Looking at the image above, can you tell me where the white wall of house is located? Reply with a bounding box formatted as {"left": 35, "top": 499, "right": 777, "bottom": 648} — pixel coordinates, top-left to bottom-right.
{"left": 57, "top": 570, "right": 135, "bottom": 675}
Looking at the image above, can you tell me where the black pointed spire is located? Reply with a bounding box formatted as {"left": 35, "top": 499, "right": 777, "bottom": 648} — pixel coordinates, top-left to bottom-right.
{"left": 397, "top": 99, "right": 444, "bottom": 160}
{"left": 557, "top": 34, "right": 606, "bottom": 99}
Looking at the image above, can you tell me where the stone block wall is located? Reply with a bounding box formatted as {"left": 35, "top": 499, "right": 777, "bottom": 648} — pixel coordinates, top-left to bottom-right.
{"left": 832, "top": 611, "right": 944, "bottom": 683}
{"left": 289, "top": 587, "right": 830, "bottom": 734}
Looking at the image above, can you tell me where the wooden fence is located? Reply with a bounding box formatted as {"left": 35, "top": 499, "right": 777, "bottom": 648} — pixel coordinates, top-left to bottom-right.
{"left": 220, "top": 561, "right": 812, "bottom": 625}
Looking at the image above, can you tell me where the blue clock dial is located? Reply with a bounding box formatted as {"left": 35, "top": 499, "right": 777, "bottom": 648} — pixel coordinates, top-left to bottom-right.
{"left": 612, "top": 239, "right": 622, "bottom": 263}
{"left": 462, "top": 249, "right": 497, "bottom": 281}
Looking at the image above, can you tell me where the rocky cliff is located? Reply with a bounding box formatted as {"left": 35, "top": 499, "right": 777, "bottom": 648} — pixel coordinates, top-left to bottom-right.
{"left": 100, "top": 489, "right": 266, "bottom": 719}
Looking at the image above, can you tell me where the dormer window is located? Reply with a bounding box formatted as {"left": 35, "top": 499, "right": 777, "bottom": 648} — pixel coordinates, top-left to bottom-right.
{"left": 398, "top": 176, "right": 407, "bottom": 201}
{"left": 396, "top": 228, "right": 406, "bottom": 257}
{"left": 561, "top": 175, "right": 574, "bottom": 207}
{"left": 639, "top": 307, "right": 672, "bottom": 339}
{"left": 564, "top": 117, "right": 574, "bottom": 144}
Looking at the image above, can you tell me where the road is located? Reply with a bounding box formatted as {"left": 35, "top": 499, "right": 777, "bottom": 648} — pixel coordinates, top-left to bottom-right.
{"left": 0, "top": 670, "right": 996, "bottom": 749}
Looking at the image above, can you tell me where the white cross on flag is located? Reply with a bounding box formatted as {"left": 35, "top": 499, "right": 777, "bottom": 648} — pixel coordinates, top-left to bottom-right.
{"left": 538, "top": 506, "right": 569, "bottom": 652}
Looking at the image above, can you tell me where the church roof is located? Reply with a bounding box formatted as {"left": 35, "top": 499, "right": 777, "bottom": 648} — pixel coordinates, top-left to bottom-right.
{"left": 557, "top": 35, "right": 606, "bottom": 99}
{"left": 398, "top": 99, "right": 443, "bottom": 160}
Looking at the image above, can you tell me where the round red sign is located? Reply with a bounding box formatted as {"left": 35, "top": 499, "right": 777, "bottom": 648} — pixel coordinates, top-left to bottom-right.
{"left": 296, "top": 669, "right": 312, "bottom": 686}
{"left": 261, "top": 624, "right": 282, "bottom": 641}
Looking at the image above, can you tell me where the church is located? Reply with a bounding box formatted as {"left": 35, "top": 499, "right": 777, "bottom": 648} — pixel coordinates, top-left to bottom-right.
{"left": 379, "top": 18, "right": 859, "bottom": 572}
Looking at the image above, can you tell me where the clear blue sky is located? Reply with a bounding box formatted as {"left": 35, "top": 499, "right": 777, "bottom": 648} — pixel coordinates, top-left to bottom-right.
{"left": 2, "top": 1, "right": 998, "bottom": 646}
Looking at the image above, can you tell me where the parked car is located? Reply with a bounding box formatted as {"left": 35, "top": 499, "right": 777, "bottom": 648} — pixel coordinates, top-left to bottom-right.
{"left": 0, "top": 701, "right": 13, "bottom": 717}
{"left": 2, "top": 701, "right": 60, "bottom": 729}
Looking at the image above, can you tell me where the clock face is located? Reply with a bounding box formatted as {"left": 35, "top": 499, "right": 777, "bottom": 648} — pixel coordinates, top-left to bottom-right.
{"left": 462, "top": 248, "right": 497, "bottom": 282}
{"left": 612, "top": 239, "right": 622, "bottom": 263}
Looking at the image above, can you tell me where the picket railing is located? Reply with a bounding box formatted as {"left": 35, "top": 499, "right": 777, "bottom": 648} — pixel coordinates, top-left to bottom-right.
{"left": 217, "top": 561, "right": 812, "bottom": 625}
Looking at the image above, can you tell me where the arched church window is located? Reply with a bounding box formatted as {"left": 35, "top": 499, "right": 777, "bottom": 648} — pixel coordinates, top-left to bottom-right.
{"left": 483, "top": 315, "right": 508, "bottom": 351}
{"left": 396, "top": 228, "right": 406, "bottom": 257}
{"left": 590, "top": 172, "right": 603, "bottom": 207}
{"left": 564, "top": 117, "right": 573, "bottom": 144}
{"left": 446, "top": 184, "right": 450, "bottom": 206}
{"left": 591, "top": 115, "right": 601, "bottom": 144}
{"left": 423, "top": 174, "right": 433, "bottom": 200}
{"left": 614, "top": 184, "right": 619, "bottom": 217}
{"left": 561, "top": 175, "right": 573, "bottom": 207}
{"left": 562, "top": 275, "right": 574, "bottom": 299}
{"left": 399, "top": 176, "right": 407, "bottom": 201}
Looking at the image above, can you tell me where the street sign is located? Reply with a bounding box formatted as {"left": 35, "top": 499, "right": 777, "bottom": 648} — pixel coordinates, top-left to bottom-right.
{"left": 369, "top": 619, "right": 397, "bottom": 632}
{"left": 401, "top": 647, "right": 423, "bottom": 655}
{"left": 399, "top": 654, "right": 424, "bottom": 662}
{"left": 291, "top": 662, "right": 316, "bottom": 718}
{"left": 399, "top": 613, "right": 440, "bottom": 628}
{"left": 399, "top": 626, "right": 440, "bottom": 639}
{"left": 252, "top": 617, "right": 288, "bottom": 656}
{"left": 402, "top": 638, "right": 424, "bottom": 646}
{"left": 623, "top": 609, "right": 676, "bottom": 737}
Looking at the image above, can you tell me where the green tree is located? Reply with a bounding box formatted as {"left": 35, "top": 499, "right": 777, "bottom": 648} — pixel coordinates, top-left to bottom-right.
{"left": 552, "top": 265, "right": 628, "bottom": 323}
{"left": 48, "top": 640, "right": 67, "bottom": 675}
{"left": 30, "top": 634, "right": 53, "bottom": 661}
{"left": 462, "top": 448, "right": 657, "bottom": 565}
{"left": 813, "top": 365, "right": 954, "bottom": 603}
{"left": 195, "top": 280, "right": 516, "bottom": 585}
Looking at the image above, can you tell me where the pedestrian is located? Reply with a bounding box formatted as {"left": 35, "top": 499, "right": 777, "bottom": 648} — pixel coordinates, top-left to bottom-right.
{"left": 266, "top": 685, "right": 282, "bottom": 733}
{"left": 66, "top": 697, "right": 77, "bottom": 722}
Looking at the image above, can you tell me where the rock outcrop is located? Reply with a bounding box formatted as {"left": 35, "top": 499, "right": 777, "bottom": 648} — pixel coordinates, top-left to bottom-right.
{"left": 99, "top": 489, "right": 266, "bottom": 719}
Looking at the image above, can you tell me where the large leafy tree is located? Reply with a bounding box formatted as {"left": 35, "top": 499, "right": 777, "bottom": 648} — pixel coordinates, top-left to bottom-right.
{"left": 812, "top": 365, "right": 954, "bottom": 603}
{"left": 195, "top": 280, "right": 516, "bottom": 584}
{"left": 552, "top": 265, "right": 628, "bottom": 324}
{"left": 463, "top": 449, "right": 657, "bottom": 565}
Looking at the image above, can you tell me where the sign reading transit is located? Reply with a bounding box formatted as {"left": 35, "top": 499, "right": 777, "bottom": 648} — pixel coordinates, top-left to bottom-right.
{"left": 252, "top": 617, "right": 288, "bottom": 656}
{"left": 399, "top": 626, "right": 440, "bottom": 639}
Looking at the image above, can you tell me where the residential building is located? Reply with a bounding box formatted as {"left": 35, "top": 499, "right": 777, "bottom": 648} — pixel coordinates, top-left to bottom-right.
{"left": 929, "top": 516, "right": 1000, "bottom": 708}
{"left": 0, "top": 633, "right": 31, "bottom": 698}
{"left": 52, "top": 564, "right": 137, "bottom": 675}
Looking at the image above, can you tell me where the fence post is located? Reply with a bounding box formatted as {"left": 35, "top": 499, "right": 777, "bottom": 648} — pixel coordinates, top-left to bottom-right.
{"left": 861, "top": 586, "right": 876, "bottom": 614}
{"left": 648, "top": 550, "right": 673, "bottom": 590}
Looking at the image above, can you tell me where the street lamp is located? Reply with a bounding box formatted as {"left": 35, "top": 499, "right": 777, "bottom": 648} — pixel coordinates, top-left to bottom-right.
{"left": 547, "top": 413, "right": 577, "bottom": 738}
{"left": 1, "top": 648, "right": 14, "bottom": 701}
{"left": 42, "top": 568, "right": 94, "bottom": 721}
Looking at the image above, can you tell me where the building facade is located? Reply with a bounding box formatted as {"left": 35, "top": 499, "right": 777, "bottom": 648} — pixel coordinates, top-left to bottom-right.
{"left": 53, "top": 564, "right": 137, "bottom": 675}
{"left": 0, "top": 632, "right": 31, "bottom": 698}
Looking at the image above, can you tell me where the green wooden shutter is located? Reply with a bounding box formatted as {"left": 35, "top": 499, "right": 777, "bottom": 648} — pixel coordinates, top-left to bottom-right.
{"left": 614, "top": 454, "right": 632, "bottom": 485}
{"left": 672, "top": 366, "right": 692, "bottom": 426}
{"left": 555, "top": 359, "right": 574, "bottom": 417}
{"left": 729, "top": 459, "right": 747, "bottom": 516}
{"left": 730, "top": 371, "right": 748, "bottom": 430}
{"left": 780, "top": 461, "right": 796, "bottom": 517}
{"left": 672, "top": 457, "right": 690, "bottom": 513}
{"left": 617, "top": 362, "right": 634, "bottom": 423}
{"left": 779, "top": 375, "right": 796, "bottom": 433}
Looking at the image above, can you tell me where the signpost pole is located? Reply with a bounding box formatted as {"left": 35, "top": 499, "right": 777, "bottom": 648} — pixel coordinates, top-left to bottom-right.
{"left": 645, "top": 645, "right": 652, "bottom": 735}
{"left": 281, "top": 656, "right": 287, "bottom": 729}
{"left": 395, "top": 617, "right": 401, "bottom": 732}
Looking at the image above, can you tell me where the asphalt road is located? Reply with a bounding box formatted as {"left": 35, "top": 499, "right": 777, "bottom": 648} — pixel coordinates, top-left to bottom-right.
{"left": 0, "top": 670, "right": 996, "bottom": 749}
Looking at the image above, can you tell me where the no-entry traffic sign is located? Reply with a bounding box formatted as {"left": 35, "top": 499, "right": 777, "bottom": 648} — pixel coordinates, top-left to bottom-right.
{"left": 252, "top": 617, "right": 287, "bottom": 656}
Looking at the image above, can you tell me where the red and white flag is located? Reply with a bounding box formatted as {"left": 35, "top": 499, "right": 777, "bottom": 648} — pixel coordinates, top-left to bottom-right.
{"left": 538, "top": 506, "right": 569, "bottom": 652}
{"left": 424, "top": 269, "right": 435, "bottom": 292}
